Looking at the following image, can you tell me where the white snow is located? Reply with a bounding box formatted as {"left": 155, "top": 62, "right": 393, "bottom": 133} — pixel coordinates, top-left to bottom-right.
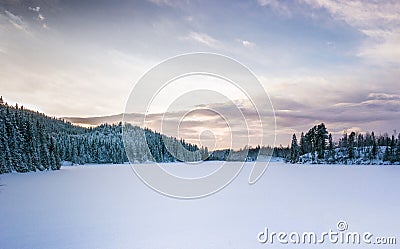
{"left": 0, "top": 162, "right": 399, "bottom": 249}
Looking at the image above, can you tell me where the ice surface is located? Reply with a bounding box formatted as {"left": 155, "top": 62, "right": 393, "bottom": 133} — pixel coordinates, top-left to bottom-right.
{"left": 0, "top": 162, "right": 399, "bottom": 249}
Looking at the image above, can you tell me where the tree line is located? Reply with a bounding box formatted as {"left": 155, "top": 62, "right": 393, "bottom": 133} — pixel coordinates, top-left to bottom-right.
{"left": 288, "top": 123, "right": 400, "bottom": 164}
{"left": 207, "top": 145, "right": 286, "bottom": 161}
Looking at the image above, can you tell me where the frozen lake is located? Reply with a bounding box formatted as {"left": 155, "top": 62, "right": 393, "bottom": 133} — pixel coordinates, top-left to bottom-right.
{"left": 0, "top": 162, "right": 399, "bottom": 249}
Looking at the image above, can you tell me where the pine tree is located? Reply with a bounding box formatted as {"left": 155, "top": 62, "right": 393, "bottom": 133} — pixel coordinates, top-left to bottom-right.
{"left": 289, "top": 134, "right": 299, "bottom": 163}
{"left": 395, "top": 133, "right": 400, "bottom": 162}
{"left": 389, "top": 135, "right": 396, "bottom": 163}
{"left": 305, "top": 126, "right": 316, "bottom": 162}
{"left": 327, "top": 133, "right": 336, "bottom": 163}
{"left": 371, "top": 132, "right": 377, "bottom": 161}
{"left": 0, "top": 112, "right": 10, "bottom": 173}
{"left": 49, "top": 136, "right": 58, "bottom": 170}
{"left": 383, "top": 146, "right": 390, "bottom": 162}
{"left": 347, "top": 132, "right": 356, "bottom": 161}
{"left": 316, "top": 123, "right": 328, "bottom": 160}
{"left": 299, "top": 132, "right": 306, "bottom": 156}
{"left": 37, "top": 122, "right": 50, "bottom": 170}
{"left": 357, "top": 133, "right": 364, "bottom": 158}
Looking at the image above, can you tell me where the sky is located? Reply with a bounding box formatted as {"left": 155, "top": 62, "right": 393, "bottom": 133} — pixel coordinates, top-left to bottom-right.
{"left": 0, "top": 0, "right": 399, "bottom": 148}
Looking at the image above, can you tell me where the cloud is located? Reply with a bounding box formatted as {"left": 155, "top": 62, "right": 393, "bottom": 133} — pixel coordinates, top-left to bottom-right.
{"left": 258, "top": 73, "right": 400, "bottom": 140}
{"left": 64, "top": 88, "right": 400, "bottom": 147}
{"left": 4, "top": 10, "right": 28, "bottom": 32}
{"left": 300, "top": 0, "right": 400, "bottom": 27}
{"left": 367, "top": 93, "right": 400, "bottom": 101}
{"left": 185, "top": 16, "right": 193, "bottom": 22}
{"left": 300, "top": 0, "right": 400, "bottom": 65}
{"left": 28, "top": 5, "right": 47, "bottom": 27}
{"left": 257, "top": 0, "right": 276, "bottom": 7}
{"left": 4, "top": 5, "right": 48, "bottom": 30}
{"left": 36, "top": 12, "right": 48, "bottom": 28}
{"left": 28, "top": 6, "right": 40, "bottom": 12}
{"left": 274, "top": 91, "right": 400, "bottom": 139}
{"left": 146, "top": 0, "right": 183, "bottom": 7}
{"left": 38, "top": 13, "right": 45, "bottom": 21}
{"left": 186, "top": 31, "right": 220, "bottom": 48}
{"left": 358, "top": 29, "right": 400, "bottom": 65}
{"left": 237, "top": 39, "right": 256, "bottom": 48}
{"left": 147, "top": 0, "right": 171, "bottom": 6}
{"left": 257, "top": 0, "right": 291, "bottom": 15}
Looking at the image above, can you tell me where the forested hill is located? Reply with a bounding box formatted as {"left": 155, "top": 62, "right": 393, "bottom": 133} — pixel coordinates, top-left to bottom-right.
{"left": 0, "top": 97, "right": 205, "bottom": 174}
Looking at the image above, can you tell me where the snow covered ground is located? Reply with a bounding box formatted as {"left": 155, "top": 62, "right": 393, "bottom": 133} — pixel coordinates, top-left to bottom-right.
{"left": 0, "top": 162, "right": 399, "bottom": 249}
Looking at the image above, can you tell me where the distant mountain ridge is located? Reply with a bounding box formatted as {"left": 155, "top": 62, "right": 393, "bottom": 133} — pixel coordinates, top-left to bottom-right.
{"left": 63, "top": 114, "right": 124, "bottom": 126}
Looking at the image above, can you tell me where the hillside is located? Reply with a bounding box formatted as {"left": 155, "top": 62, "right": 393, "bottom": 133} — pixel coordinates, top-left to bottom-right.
{"left": 0, "top": 97, "right": 206, "bottom": 174}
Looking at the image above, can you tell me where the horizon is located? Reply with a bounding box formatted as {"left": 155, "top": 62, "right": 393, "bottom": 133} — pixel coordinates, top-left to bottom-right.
{"left": 1, "top": 0, "right": 399, "bottom": 147}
